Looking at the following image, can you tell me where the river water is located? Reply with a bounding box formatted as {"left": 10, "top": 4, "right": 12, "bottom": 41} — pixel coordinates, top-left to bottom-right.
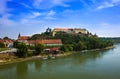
{"left": 0, "top": 44, "right": 120, "bottom": 79}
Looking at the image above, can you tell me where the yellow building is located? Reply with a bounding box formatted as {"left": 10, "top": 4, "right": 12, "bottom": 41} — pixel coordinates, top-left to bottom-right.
{"left": 52, "top": 28, "right": 88, "bottom": 36}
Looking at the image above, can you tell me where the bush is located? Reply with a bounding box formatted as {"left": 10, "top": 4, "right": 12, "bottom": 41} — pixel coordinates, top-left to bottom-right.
{"left": 16, "top": 43, "right": 28, "bottom": 58}
{"left": 0, "top": 42, "right": 5, "bottom": 48}
{"left": 35, "top": 44, "right": 45, "bottom": 55}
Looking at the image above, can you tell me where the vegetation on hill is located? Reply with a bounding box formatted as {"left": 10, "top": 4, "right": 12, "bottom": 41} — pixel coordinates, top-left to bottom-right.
{"left": 29, "top": 28, "right": 113, "bottom": 52}
{"left": 54, "top": 33, "right": 113, "bottom": 52}
{"left": 30, "top": 27, "right": 52, "bottom": 40}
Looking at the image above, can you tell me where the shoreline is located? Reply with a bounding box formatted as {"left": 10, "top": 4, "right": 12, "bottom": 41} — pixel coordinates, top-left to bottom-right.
{"left": 0, "top": 46, "right": 114, "bottom": 66}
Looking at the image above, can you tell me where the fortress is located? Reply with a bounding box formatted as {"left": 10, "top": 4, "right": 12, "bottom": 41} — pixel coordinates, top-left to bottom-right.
{"left": 52, "top": 28, "right": 89, "bottom": 36}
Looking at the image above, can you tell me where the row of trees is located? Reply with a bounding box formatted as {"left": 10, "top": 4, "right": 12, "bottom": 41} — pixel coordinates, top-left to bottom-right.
{"left": 0, "top": 36, "right": 13, "bottom": 40}
{"left": 30, "top": 27, "right": 52, "bottom": 40}
{"left": 13, "top": 41, "right": 45, "bottom": 58}
{"left": 100, "top": 37, "right": 120, "bottom": 43}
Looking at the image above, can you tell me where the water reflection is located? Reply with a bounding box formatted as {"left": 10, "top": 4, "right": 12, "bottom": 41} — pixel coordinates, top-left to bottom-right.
{"left": 71, "top": 49, "right": 112, "bottom": 65}
{"left": 0, "top": 63, "right": 16, "bottom": 70}
{"left": 34, "top": 60, "right": 42, "bottom": 70}
{"left": 16, "top": 62, "right": 28, "bottom": 77}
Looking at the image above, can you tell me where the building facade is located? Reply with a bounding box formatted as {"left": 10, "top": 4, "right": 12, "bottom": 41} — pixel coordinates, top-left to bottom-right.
{"left": 0, "top": 40, "right": 14, "bottom": 48}
{"left": 28, "top": 39, "right": 62, "bottom": 46}
{"left": 52, "top": 28, "right": 88, "bottom": 36}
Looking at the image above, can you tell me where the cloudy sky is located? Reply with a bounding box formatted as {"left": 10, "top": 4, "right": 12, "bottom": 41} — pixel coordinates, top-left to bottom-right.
{"left": 0, "top": 0, "right": 120, "bottom": 39}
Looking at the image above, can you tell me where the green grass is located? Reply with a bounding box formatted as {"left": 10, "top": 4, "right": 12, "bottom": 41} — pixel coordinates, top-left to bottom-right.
{"left": 0, "top": 48, "right": 10, "bottom": 52}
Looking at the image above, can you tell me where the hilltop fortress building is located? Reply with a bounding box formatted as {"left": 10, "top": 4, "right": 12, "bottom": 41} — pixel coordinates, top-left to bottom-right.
{"left": 52, "top": 28, "right": 89, "bottom": 36}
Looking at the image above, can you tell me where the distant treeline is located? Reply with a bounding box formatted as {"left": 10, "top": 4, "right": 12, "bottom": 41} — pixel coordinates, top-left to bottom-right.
{"left": 100, "top": 37, "right": 120, "bottom": 43}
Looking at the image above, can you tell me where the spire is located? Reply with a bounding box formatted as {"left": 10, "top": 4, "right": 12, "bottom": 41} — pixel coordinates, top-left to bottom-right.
{"left": 18, "top": 33, "right": 21, "bottom": 38}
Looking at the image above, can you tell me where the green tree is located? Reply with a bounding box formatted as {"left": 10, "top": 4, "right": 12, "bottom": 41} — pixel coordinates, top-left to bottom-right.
{"left": 3, "top": 36, "right": 10, "bottom": 40}
{"left": 0, "top": 42, "right": 5, "bottom": 48}
{"left": 13, "top": 41, "right": 19, "bottom": 48}
{"left": 60, "top": 44, "right": 69, "bottom": 52}
{"left": 35, "top": 44, "right": 45, "bottom": 55}
{"left": 30, "top": 34, "right": 41, "bottom": 40}
{"left": 44, "top": 27, "right": 52, "bottom": 36}
{"left": 16, "top": 43, "right": 28, "bottom": 58}
{"left": 74, "top": 42, "right": 86, "bottom": 51}
{"left": 67, "top": 44, "right": 73, "bottom": 51}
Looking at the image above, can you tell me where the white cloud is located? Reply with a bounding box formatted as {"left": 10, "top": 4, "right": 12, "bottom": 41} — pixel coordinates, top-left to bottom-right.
{"left": 33, "top": 0, "right": 43, "bottom": 8}
{"left": 0, "top": 17, "right": 17, "bottom": 27}
{"left": 20, "top": 10, "right": 56, "bottom": 22}
{"left": 32, "top": 0, "right": 71, "bottom": 9}
{"left": 19, "top": 3, "right": 32, "bottom": 9}
{"left": 44, "top": 10, "right": 56, "bottom": 20}
{"left": 53, "top": 0, "right": 70, "bottom": 7}
{"left": 97, "top": 2, "right": 114, "bottom": 10}
{"left": 0, "top": 0, "right": 7, "bottom": 15}
{"left": 0, "top": 0, "right": 15, "bottom": 27}
{"left": 47, "top": 10, "right": 56, "bottom": 16}
{"left": 97, "top": 0, "right": 120, "bottom": 10}
{"left": 21, "top": 12, "right": 44, "bottom": 20}
{"left": 90, "top": 22, "right": 120, "bottom": 37}
{"left": 29, "top": 12, "right": 43, "bottom": 18}
{"left": 44, "top": 16, "right": 56, "bottom": 20}
{"left": 112, "top": 0, "right": 120, "bottom": 3}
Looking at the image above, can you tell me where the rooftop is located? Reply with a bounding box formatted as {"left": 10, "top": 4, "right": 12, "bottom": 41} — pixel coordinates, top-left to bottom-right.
{"left": 18, "top": 36, "right": 30, "bottom": 40}
{"left": 28, "top": 39, "right": 62, "bottom": 44}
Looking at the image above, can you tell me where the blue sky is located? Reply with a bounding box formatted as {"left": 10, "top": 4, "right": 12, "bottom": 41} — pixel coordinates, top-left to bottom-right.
{"left": 0, "top": 0, "right": 120, "bottom": 39}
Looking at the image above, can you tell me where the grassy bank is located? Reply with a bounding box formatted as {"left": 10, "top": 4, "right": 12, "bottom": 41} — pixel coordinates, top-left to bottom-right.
{"left": 0, "top": 48, "right": 10, "bottom": 52}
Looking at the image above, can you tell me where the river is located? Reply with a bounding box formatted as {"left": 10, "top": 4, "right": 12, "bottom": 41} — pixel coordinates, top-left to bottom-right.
{"left": 0, "top": 44, "right": 120, "bottom": 79}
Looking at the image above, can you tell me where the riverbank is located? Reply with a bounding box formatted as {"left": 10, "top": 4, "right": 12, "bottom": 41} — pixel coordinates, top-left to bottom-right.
{"left": 0, "top": 52, "right": 75, "bottom": 65}
{"left": 0, "top": 46, "right": 114, "bottom": 66}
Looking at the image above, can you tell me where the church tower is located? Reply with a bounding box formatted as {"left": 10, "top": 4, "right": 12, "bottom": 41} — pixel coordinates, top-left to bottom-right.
{"left": 18, "top": 33, "right": 21, "bottom": 39}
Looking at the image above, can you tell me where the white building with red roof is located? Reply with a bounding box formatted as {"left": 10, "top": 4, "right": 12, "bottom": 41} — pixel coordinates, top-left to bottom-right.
{"left": 0, "top": 40, "right": 14, "bottom": 48}
{"left": 17, "top": 33, "right": 30, "bottom": 43}
{"left": 28, "top": 39, "right": 62, "bottom": 46}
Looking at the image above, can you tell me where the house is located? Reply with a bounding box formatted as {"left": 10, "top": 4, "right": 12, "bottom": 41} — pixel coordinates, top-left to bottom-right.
{"left": 18, "top": 33, "right": 30, "bottom": 43}
{"left": 18, "top": 36, "right": 30, "bottom": 40}
{"left": 18, "top": 36, "right": 30, "bottom": 44}
{"left": 52, "top": 28, "right": 88, "bottom": 36}
{"left": 0, "top": 40, "right": 14, "bottom": 48}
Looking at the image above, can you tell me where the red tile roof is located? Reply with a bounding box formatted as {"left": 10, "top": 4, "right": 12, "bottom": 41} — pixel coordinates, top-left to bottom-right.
{"left": 36, "top": 39, "right": 62, "bottom": 44}
{"left": 0, "top": 40, "right": 14, "bottom": 43}
{"left": 28, "top": 39, "right": 62, "bottom": 45}
{"left": 54, "top": 28, "right": 70, "bottom": 31}
{"left": 18, "top": 36, "right": 30, "bottom": 40}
